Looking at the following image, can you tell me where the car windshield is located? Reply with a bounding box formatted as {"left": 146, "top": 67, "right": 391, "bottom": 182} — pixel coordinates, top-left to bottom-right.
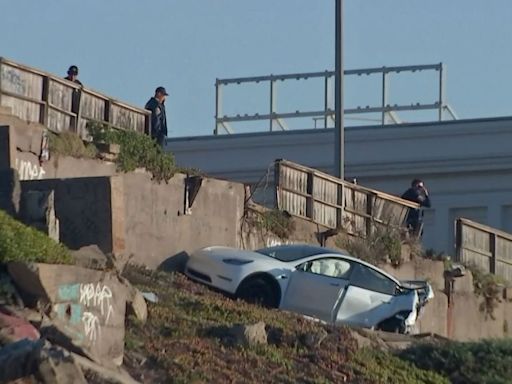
{"left": 256, "top": 245, "right": 339, "bottom": 262}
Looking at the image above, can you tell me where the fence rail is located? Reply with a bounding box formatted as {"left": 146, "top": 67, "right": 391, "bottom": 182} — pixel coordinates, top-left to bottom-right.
{"left": 0, "top": 57, "right": 150, "bottom": 136}
{"left": 274, "top": 159, "right": 419, "bottom": 235}
{"left": 215, "top": 63, "right": 458, "bottom": 135}
{"left": 455, "top": 218, "right": 512, "bottom": 282}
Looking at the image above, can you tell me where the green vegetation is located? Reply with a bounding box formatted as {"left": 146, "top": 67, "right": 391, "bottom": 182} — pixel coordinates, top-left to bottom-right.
{"left": 122, "top": 266, "right": 449, "bottom": 384}
{"left": 466, "top": 264, "right": 504, "bottom": 319}
{"left": 0, "top": 210, "right": 72, "bottom": 264}
{"left": 399, "top": 339, "right": 512, "bottom": 384}
{"left": 337, "top": 224, "right": 404, "bottom": 266}
{"left": 349, "top": 349, "right": 449, "bottom": 384}
{"left": 48, "top": 131, "right": 97, "bottom": 159}
{"left": 249, "top": 209, "right": 296, "bottom": 240}
{"left": 87, "top": 122, "right": 176, "bottom": 182}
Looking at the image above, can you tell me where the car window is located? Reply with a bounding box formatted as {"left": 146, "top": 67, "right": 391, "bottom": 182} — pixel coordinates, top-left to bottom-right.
{"left": 349, "top": 264, "right": 396, "bottom": 295}
{"left": 298, "top": 258, "right": 352, "bottom": 280}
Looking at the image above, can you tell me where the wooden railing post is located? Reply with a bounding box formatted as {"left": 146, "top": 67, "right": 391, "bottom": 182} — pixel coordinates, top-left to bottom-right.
{"left": 306, "top": 171, "right": 314, "bottom": 220}
{"left": 104, "top": 100, "right": 112, "bottom": 124}
{"left": 490, "top": 232, "right": 497, "bottom": 274}
{"left": 274, "top": 160, "right": 281, "bottom": 209}
{"left": 41, "top": 76, "right": 50, "bottom": 126}
{"left": 336, "top": 182, "right": 344, "bottom": 228}
{"left": 454, "top": 219, "right": 462, "bottom": 263}
{"left": 366, "top": 193, "right": 375, "bottom": 237}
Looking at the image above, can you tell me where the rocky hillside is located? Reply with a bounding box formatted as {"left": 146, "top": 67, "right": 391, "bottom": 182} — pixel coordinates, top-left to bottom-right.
{"left": 123, "top": 266, "right": 448, "bottom": 384}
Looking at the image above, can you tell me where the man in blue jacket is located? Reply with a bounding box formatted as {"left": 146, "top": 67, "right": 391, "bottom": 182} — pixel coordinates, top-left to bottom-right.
{"left": 401, "top": 179, "right": 431, "bottom": 236}
{"left": 145, "top": 86, "right": 168, "bottom": 147}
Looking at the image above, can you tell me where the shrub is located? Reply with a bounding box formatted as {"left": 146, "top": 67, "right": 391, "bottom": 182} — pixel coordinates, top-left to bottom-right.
{"left": 0, "top": 210, "right": 72, "bottom": 264}
{"left": 399, "top": 339, "right": 512, "bottom": 384}
{"left": 350, "top": 348, "right": 449, "bottom": 384}
{"left": 337, "top": 224, "right": 404, "bottom": 266}
{"left": 466, "top": 264, "right": 503, "bottom": 320}
{"left": 251, "top": 209, "right": 296, "bottom": 239}
{"left": 48, "top": 131, "right": 97, "bottom": 159}
{"left": 87, "top": 122, "right": 176, "bottom": 182}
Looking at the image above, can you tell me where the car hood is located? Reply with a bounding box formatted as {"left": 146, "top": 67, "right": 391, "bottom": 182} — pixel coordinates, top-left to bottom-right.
{"left": 400, "top": 279, "right": 434, "bottom": 306}
{"left": 191, "top": 246, "right": 283, "bottom": 263}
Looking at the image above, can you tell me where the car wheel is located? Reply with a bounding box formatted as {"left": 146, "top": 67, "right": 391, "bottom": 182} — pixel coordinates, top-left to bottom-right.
{"left": 236, "top": 277, "right": 279, "bottom": 308}
{"left": 377, "top": 317, "right": 407, "bottom": 334}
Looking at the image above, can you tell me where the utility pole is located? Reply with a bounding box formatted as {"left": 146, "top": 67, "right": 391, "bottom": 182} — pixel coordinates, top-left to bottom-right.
{"left": 334, "top": 0, "right": 344, "bottom": 180}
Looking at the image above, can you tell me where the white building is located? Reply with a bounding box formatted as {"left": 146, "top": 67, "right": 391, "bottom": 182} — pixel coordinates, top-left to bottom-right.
{"left": 167, "top": 116, "right": 512, "bottom": 255}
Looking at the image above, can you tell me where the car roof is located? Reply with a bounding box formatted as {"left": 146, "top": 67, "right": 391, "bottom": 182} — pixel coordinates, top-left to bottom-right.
{"left": 256, "top": 244, "right": 346, "bottom": 261}
{"left": 256, "top": 244, "right": 400, "bottom": 284}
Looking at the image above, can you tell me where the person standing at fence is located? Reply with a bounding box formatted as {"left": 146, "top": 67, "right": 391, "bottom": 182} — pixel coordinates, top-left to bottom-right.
{"left": 401, "top": 179, "right": 431, "bottom": 236}
{"left": 64, "top": 65, "right": 83, "bottom": 120}
{"left": 145, "top": 86, "right": 168, "bottom": 147}
{"left": 64, "top": 65, "right": 82, "bottom": 86}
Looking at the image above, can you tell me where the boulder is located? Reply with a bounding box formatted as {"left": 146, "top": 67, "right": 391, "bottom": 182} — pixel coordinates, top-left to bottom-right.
{"left": 8, "top": 262, "right": 128, "bottom": 367}
{"left": 37, "top": 344, "right": 87, "bottom": 384}
{"left": 72, "top": 352, "right": 140, "bottom": 384}
{"left": 120, "top": 277, "right": 148, "bottom": 324}
{"left": 0, "top": 310, "right": 40, "bottom": 345}
{"left": 71, "top": 245, "right": 111, "bottom": 271}
{"left": 128, "top": 289, "right": 148, "bottom": 324}
{"left": 229, "top": 322, "right": 267, "bottom": 347}
{"left": 0, "top": 339, "right": 43, "bottom": 382}
{"left": 300, "top": 328, "right": 328, "bottom": 349}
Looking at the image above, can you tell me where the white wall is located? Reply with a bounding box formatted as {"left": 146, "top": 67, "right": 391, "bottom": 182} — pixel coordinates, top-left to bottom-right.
{"left": 167, "top": 116, "right": 512, "bottom": 255}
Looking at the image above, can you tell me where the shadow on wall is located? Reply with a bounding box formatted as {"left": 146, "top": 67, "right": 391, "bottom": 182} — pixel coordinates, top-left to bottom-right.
{"left": 158, "top": 251, "right": 190, "bottom": 273}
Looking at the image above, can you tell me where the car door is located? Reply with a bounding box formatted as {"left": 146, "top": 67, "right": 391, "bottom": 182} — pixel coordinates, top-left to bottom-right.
{"left": 281, "top": 257, "right": 353, "bottom": 323}
{"left": 335, "top": 263, "right": 400, "bottom": 328}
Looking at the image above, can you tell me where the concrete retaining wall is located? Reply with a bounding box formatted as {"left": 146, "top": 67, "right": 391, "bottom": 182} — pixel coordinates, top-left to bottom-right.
{"left": 121, "top": 172, "right": 245, "bottom": 269}
{"left": 382, "top": 260, "right": 512, "bottom": 340}
{"left": 0, "top": 120, "right": 116, "bottom": 182}
{"left": 21, "top": 178, "right": 114, "bottom": 253}
{"left": 19, "top": 172, "right": 245, "bottom": 270}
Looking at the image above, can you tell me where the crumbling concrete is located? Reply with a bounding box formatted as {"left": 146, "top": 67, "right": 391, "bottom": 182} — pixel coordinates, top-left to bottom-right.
{"left": 0, "top": 310, "right": 40, "bottom": 345}
{"left": 122, "top": 172, "right": 245, "bottom": 270}
{"left": 18, "top": 172, "right": 246, "bottom": 270}
{"left": 71, "top": 245, "right": 112, "bottom": 271}
{"left": 0, "top": 121, "right": 116, "bottom": 182}
{"left": 8, "top": 262, "right": 128, "bottom": 367}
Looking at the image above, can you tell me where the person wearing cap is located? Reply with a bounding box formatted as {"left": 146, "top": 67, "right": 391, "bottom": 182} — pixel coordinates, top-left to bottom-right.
{"left": 145, "top": 86, "right": 168, "bottom": 147}
{"left": 65, "top": 65, "right": 82, "bottom": 86}
{"left": 65, "top": 65, "right": 83, "bottom": 116}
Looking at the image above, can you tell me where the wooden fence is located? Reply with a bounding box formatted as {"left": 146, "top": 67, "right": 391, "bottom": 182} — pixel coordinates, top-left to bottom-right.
{"left": 0, "top": 57, "right": 150, "bottom": 137}
{"left": 455, "top": 218, "right": 512, "bottom": 282}
{"left": 274, "top": 159, "right": 419, "bottom": 236}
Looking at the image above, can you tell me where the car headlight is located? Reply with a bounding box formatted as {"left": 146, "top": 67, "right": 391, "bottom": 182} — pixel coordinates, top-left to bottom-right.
{"left": 222, "top": 258, "right": 254, "bottom": 265}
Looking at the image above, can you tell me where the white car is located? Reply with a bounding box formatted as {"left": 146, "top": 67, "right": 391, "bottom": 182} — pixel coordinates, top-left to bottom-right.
{"left": 185, "top": 244, "right": 433, "bottom": 333}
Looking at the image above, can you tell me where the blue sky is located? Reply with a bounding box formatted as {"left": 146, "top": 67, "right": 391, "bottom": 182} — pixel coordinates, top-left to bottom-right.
{"left": 1, "top": 0, "right": 510, "bottom": 136}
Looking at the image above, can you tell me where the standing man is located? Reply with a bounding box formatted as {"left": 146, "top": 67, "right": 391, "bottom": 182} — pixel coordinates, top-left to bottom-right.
{"left": 145, "top": 86, "right": 168, "bottom": 147}
{"left": 401, "top": 179, "right": 432, "bottom": 236}
{"left": 64, "top": 65, "right": 82, "bottom": 86}
{"left": 64, "top": 65, "right": 82, "bottom": 118}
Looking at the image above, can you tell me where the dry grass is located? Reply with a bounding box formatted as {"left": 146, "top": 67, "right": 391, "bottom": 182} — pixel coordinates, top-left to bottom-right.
{"left": 122, "top": 266, "right": 447, "bottom": 384}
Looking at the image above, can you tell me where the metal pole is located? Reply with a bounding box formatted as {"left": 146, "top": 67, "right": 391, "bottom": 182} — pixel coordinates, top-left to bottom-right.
{"left": 214, "top": 80, "right": 222, "bottom": 135}
{"left": 334, "top": 0, "right": 344, "bottom": 229}
{"left": 334, "top": 0, "right": 344, "bottom": 180}
{"left": 324, "top": 74, "right": 329, "bottom": 129}
{"left": 438, "top": 63, "right": 444, "bottom": 121}
{"left": 270, "top": 79, "right": 276, "bottom": 132}
{"left": 381, "top": 69, "right": 388, "bottom": 125}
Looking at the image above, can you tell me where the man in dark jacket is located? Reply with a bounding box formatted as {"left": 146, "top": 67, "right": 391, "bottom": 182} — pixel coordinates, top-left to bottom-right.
{"left": 64, "top": 65, "right": 82, "bottom": 116}
{"left": 401, "top": 179, "right": 431, "bottom": 236}
{"left": 145, "top": 86, "right": 168, "bottom": 147}
{"left": 64, "top": 65, "right": 82, "bottom": 86}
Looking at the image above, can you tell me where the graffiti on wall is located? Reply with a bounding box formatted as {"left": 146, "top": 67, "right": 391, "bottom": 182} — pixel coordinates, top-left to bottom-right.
{"left": 54, "top": 282, "right": 115, "bottom": 344}
{"left": 15, "top": 158, "right": 46, "bottom": 180}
